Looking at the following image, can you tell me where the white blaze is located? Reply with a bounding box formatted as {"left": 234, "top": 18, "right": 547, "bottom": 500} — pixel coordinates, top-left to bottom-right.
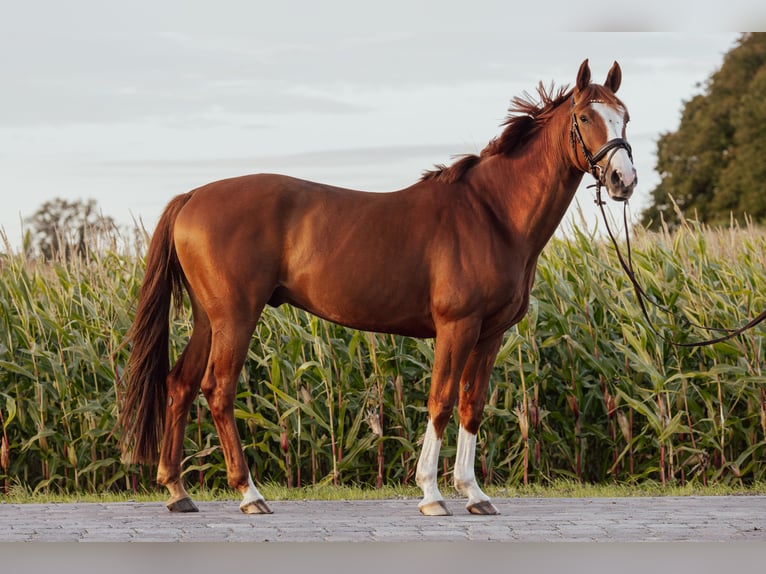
{"left": 592, "top": 102, "right": 636, "bottom": 188}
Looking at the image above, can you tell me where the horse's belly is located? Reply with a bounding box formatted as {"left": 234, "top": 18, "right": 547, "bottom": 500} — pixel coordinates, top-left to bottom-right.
{"left": 275, "top": 282, "right": 436, "bottom": 338}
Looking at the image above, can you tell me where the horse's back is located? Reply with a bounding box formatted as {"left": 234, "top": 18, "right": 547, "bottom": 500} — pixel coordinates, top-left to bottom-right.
{"left": 170, "top": 173, "right": 441, "bottom": 335}
{"left": 170, "top": 172, "right": 536, "bottom": 338}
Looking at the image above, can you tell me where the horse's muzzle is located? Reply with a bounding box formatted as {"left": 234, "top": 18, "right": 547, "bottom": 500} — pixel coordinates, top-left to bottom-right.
{"left": 606, "top": 166, "right": 637, "bottom": 202}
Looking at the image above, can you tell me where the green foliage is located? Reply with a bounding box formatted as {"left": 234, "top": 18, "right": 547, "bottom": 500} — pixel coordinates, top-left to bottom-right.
{"left": 642, "top": 33, "right": 766, "bottom": 230}
{"left": 1, "top": 220, "right": 766, "bottom": 496}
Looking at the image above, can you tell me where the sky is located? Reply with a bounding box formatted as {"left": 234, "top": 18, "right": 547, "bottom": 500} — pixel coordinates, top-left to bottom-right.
{"left": 0, "top": 2, "right": 758, "bottom": 250}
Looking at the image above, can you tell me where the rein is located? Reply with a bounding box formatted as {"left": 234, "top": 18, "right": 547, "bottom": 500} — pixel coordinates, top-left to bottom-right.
{"left": 570, "top": 97, "right": 766, "bottom": 347}
{"left": 594, "top": 184, "right": 766, "bottom": 348}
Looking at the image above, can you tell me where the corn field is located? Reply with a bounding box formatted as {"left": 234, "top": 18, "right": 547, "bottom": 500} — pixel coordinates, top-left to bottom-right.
{"left": 1, "top": 217, "right": 765, "bottom": 495}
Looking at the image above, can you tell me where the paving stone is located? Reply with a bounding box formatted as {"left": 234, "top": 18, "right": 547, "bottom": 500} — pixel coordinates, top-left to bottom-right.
{"left": 2, "top": 497, "right": 766, "bottom": 542}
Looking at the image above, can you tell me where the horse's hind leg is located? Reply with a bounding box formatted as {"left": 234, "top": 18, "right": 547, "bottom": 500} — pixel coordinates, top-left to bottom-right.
{"left": 454, "top": 335, "right": 503, "bottom": 515}
{"left": 157, "top": 297, "right": 211, "bottom": 512}
{"left": 201, "top": 316, "right": 271, "bottom": 514}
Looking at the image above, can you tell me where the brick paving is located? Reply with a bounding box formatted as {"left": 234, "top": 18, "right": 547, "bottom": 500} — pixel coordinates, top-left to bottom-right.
{"left": 1, "top": 495, "right": 765, "bottom": 542}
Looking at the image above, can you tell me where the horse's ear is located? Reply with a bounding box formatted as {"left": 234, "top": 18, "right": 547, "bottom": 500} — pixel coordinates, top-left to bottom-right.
{"left": 576, "top": 59, "right": 591, "bottom": 93}
{"left": 605, "top": 61, "right": 622, "bottom": 93}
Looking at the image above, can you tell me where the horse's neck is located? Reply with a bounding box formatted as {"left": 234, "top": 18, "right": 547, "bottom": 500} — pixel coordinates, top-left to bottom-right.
{"left": 471, "top": 120, "right": 583, "bottom": 253}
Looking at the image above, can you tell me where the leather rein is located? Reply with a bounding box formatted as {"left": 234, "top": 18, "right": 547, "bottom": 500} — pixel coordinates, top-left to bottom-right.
{"left": 571, "top": 100, "right": 766, "bottom": 348}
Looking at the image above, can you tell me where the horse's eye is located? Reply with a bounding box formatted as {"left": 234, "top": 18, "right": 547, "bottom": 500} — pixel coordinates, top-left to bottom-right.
{"left": 579, "top": 115, "right": 589, "bottom": 123}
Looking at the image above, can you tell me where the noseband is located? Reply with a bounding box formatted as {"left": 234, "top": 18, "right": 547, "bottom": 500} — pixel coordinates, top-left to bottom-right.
{"left": 569, "top": 97, "right": 633, "bottom": 184}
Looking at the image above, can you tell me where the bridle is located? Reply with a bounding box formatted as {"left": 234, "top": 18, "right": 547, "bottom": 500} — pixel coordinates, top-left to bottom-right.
{"left": 594, "top": 187, "right": 766, "bottom": 347}
{"left": 570, "top": 97, "right": 633, "bottom": 187}
{"left": 573, "top": 99, "right": 766, "bottom": 347}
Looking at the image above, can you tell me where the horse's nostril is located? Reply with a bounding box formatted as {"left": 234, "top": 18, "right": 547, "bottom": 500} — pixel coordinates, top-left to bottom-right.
{"left": 611, "top": 170, "right": 622, "bottom": 185}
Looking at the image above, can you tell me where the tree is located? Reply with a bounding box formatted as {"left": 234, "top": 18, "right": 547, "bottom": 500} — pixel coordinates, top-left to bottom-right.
{"left": 641, "top": 33, "right": 766, "bottom": 230}
{"left": 24, "top": 198, "right": 116, "bottom": 260}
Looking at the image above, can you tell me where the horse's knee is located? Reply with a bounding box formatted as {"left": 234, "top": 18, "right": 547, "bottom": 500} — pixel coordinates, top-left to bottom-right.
{"left": 458, "top": 406, "right": 484, "bottom": 435}
{"left": 458, "top": 389, "right": 489, "bottom": 435}
{"left": 428, "top": 403, "right": 454, "bottom": 436}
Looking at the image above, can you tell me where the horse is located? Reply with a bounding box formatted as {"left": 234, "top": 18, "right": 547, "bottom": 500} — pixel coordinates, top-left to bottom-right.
{"left": 118, "top": 59, "right": 636, "bottom": 516}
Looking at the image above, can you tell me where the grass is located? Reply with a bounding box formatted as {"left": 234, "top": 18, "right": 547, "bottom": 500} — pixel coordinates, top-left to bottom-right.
{"left": 4, "top": 480, "right": 766, "bottom": 505}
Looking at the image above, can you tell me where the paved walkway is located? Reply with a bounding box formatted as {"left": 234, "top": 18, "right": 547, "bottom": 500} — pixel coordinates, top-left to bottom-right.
{"left": 1, "top": 495, "right": 765, "bottom": 542}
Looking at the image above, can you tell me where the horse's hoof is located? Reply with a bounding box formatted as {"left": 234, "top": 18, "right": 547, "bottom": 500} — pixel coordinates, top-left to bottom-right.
{"left": 240, "top": 499, "right": 273, "bottom": 514}
{"left": 167, "top": 496, "right": 199, "bottom": 513}
{"left": 467, "top": 500, "right": 500, "bottom": 515}
{"left": 418, "top": 500, "right": 452, "bottom": 516}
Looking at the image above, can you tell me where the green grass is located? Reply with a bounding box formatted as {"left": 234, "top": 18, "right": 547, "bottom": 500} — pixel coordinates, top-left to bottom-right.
{"left": 4, "top": 480, "right": 766, "bottom": 504}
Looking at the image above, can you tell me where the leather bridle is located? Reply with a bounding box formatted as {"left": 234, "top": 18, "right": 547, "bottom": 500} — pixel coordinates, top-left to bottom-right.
{"left": 570, "top": 97, "right": 766, "bottom": 347}
{"left": 589, "top": 165, "right": 766, "bottom": 349}
{"left": 570, "top": 97, "right": 633, "bottom": 187}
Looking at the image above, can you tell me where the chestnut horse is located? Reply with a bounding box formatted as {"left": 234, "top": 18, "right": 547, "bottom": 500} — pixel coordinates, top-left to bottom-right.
{"left": 119, "top": 59, "right": 636, "bottom": 516}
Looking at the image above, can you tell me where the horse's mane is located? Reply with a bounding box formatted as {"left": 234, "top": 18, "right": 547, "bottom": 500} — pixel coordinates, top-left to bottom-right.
{"left": 421, "top": 82, "right": 573, "bottom": 183}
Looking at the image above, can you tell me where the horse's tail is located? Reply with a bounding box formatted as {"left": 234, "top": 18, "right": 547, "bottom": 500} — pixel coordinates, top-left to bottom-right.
{"left": 118, "top": 192, "right": 192, "bottom": 464}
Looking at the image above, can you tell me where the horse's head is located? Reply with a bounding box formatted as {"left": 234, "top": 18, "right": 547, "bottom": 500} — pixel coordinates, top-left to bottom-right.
{"left": 570, "top": 59, "right": 637, "bottom": 202}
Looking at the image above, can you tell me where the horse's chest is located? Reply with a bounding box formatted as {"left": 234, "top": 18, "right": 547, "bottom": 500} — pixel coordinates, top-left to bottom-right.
{"left": 480, "top": 264, "right": 537, "bottom": 334}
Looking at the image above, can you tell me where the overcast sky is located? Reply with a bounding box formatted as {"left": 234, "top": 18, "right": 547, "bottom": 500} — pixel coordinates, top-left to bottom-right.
{"left": 0, "top": 2, "right": 757, "bottom": 249}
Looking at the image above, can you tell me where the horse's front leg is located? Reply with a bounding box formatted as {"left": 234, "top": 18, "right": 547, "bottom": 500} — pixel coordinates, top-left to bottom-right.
{"left": 454, "top": 335, "right": 503, "bottom": 515}
{"left": 416, "top": 318, "right": 481, "bottom": 516}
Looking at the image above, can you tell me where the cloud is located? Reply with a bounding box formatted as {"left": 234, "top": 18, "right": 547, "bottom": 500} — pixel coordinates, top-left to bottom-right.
{"left": 93, "top": 143, "right": 461, "bottom": 178}
{"left": 1, "top": 1, "right": 740, "bottom": 132}
{"left": 0, "top": 8, "right": 744, "bottom": 253}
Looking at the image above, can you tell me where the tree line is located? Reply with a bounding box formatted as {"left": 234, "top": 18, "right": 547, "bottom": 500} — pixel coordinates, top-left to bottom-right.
{"left": 641, "top": 33, "right": 766, "bottom": 230}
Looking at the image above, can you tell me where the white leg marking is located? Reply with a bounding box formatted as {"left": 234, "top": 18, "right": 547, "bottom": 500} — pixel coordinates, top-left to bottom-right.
{"left": 165, "top": 480, "right": 191, "bottom": 502}
{"left": 416, "top": 420, "right": 444, "bottom": 508}
{"left": 240, "top": 474, "right": 265, "bottom": 508}
{"left": 454, "top": 425, "right": 490, "bottom": 508}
